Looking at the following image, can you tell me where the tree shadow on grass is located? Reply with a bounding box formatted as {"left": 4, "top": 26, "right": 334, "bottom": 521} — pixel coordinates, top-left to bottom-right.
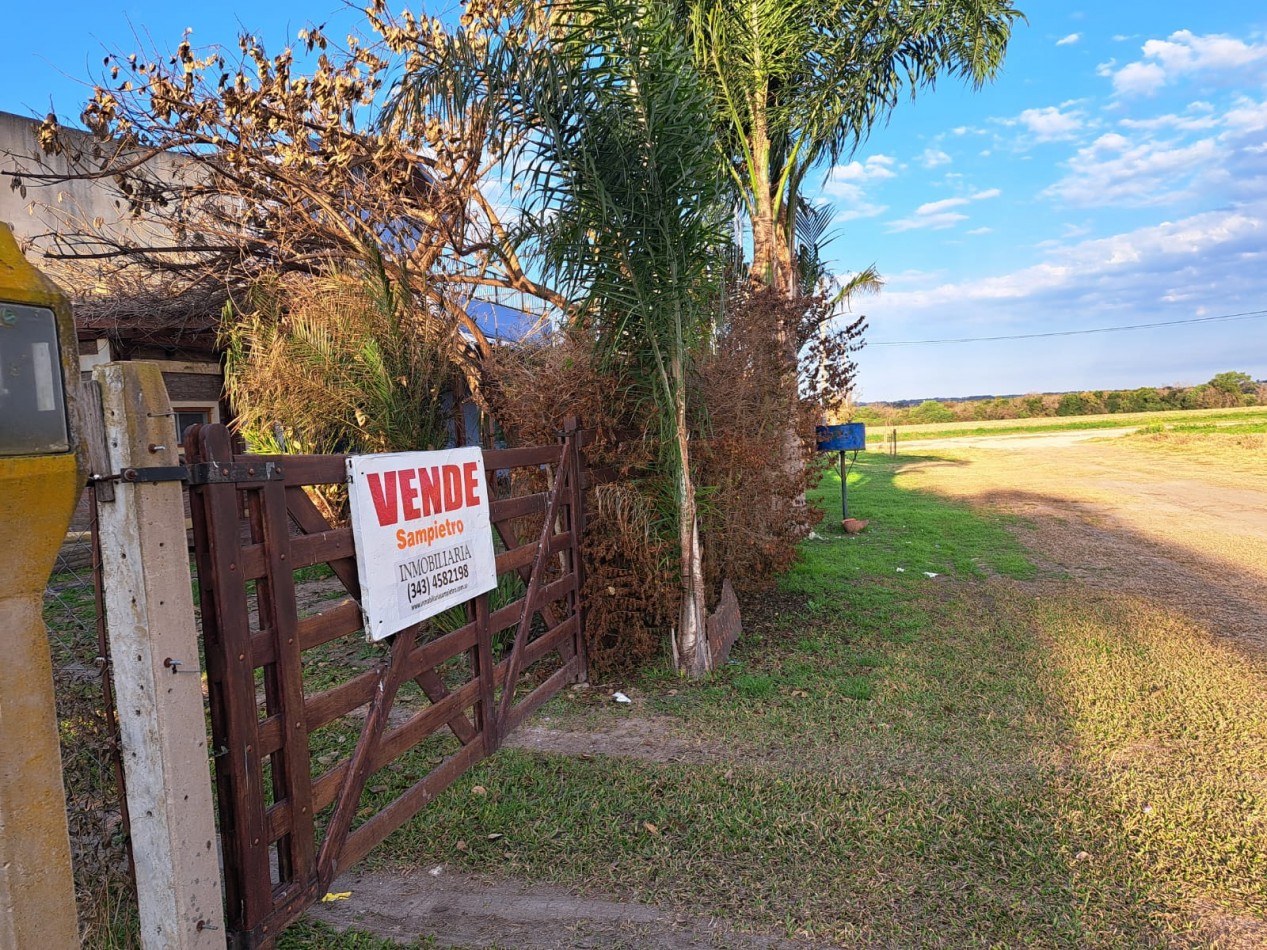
{"left": 859, "top": 461, "right": 1267, "bottom": 947}
{"left": 719, "top": 456, "right": 1267, "bottom": 946}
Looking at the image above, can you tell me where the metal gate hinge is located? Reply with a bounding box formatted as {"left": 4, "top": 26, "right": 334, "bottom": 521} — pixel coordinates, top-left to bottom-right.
{"left": 111, "top": 461, "right": 283, "bottom": 485}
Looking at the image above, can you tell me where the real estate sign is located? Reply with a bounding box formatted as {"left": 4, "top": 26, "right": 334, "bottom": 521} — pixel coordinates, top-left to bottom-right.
{"left": 347, "top": 447, "right": 498, "bottom": 641}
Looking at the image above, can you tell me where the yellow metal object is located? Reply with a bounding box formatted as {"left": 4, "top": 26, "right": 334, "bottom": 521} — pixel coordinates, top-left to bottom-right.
{"left": 0, "top": 454, "right": 83, "bottom": 594}
{"left": 0, "top": 220, "right": 85, "bottom": 949}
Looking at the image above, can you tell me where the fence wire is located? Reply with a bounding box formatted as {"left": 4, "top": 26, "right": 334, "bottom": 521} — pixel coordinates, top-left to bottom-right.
{"left": 42, "top": 484, "right": 136, "bottom": 943}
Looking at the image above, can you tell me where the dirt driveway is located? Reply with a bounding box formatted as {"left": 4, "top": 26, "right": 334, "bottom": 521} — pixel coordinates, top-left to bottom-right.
{"left": 895, "top": 430, "right": 1267, "bottom": 655}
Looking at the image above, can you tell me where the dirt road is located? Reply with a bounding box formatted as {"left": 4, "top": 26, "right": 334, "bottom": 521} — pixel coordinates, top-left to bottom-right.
{"left": 896, "top": 430, "right": 1267, "bottom": 654}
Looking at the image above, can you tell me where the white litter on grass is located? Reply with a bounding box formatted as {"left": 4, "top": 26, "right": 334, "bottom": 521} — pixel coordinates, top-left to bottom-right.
{"left": 612, "top": 691, "right": 633, "bottom": 704}
{"left": 895, "top": 567, "right": 906, "bottom": 573}
{"left": 924, "top": 572, "right": 940, "bottom": 579}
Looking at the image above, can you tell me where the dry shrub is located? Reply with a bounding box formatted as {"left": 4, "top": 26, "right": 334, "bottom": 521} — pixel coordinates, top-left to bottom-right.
{"left": 698, "top": 288, "right": 828, "bottom": 591}
{"left": 582, "top": 484, "right": 676, "bottom": 677}
{"left": 485, "top": 334, "right": 673, "bottom": 677}
{"left": 485, "top": 290, "right": 853, "bottom": 676}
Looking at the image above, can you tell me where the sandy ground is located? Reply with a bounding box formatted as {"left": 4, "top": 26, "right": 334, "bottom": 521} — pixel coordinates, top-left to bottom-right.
{"left": 304, "top": 428, "right": 1267, "bottom": 947}
{"left": 896, "top": 430, "right": 1267, "bottom": 655}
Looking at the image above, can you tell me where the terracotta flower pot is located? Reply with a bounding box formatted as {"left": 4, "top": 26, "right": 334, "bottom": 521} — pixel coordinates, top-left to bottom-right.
{"left": 842, "top": 518, "right": 869, "bottom": 534}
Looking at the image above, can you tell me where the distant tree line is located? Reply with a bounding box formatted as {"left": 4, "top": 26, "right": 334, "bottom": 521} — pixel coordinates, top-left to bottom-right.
{"left": 854, "top": 372, "right": 1266, "bottom": 426}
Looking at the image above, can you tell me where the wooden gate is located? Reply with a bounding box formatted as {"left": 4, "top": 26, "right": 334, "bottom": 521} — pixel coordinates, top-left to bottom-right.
{"left": 184, "top": 422, "right": 588, "bottom": 947}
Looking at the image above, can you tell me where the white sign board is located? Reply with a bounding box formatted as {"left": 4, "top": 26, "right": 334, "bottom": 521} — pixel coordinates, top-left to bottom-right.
{"left": 347, "top": 447, "right": 498, "bottom": 641}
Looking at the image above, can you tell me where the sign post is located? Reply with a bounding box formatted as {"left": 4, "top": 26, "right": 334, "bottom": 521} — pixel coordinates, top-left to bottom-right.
{"left": 347, "top": 447, "right": 499, "bottom": 641}
{"left": 815, "top": 423, "right": 866, "bottom": 522}
{"left": 0, "top": 221, "right": 84, "bottom": 949}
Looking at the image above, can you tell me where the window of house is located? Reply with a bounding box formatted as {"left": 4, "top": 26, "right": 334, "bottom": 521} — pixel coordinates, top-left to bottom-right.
{"left": 169, "top": 402, "right": 220, "bottom": 447}
{"left": 175, "top": 408, "right": 213, "bottom": 440}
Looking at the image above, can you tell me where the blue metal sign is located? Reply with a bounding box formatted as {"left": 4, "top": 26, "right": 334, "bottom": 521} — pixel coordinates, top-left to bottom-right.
{"left": 816, "top": 423, "right": 865, "bottom": 452}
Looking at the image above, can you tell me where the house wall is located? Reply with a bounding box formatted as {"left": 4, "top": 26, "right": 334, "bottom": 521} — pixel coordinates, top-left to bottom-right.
{"left": 0, "top": 110, "right": 191, "bottom": 266}
{"left": 1, "top": 111, "right": 226, "bottom": 423}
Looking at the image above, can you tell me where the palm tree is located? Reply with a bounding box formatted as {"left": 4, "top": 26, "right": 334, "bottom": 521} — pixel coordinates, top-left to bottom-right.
{"left": 682, "top": 0, "right": 1021, "bottom": 493}
{"left": 685, "top": 0, "right": 1024, "bottom": 297}
{"left": 390, "top": 0, "right": 733, "bottom": 675}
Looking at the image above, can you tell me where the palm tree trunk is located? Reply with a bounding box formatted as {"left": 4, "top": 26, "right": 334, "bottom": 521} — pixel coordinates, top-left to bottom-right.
{"left": 748, "top": 97, "right": 778, "bottom": 290}
{"left": 671, "top": 355, "right": 710, "bottom": 677}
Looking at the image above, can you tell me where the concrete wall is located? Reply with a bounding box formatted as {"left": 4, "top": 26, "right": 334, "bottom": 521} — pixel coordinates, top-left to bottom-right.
{"left": 0, "top": 110, "right": 190, "bottom": 280}
{"left": 1, "top": 111, "right": 225, "bottom": 420}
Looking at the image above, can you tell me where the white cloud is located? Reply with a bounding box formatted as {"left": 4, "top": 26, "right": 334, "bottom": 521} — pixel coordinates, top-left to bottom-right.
{"left": 1044, "top": 133, "right": 1221, "bottom": 207}
{"left": 822, "top": 156, "right": 895, "bottom": 221}
{"left": 1023, "top": 106, "right": 1084, "bottom": 140}
{"left": 1040, "top": 90, "right": 1267, "bottom": 212}
{"left": 917, "top": 196, "right": 969, "bottom": 215}
{"left": 826, "top": 155, "right": 897, "bottom": 185}
{"left": 999, "top": 105, "right": 1086, "bottom": 145}
{"left": 1143, "top": 30, "right": 1267, "bottom": 72}
{"left": 880, "top": 208, "right": 1264, "bottom": 310}
{"left": 835, "top": 201, "right": 889, "bottom": 222}
{"left": 888, "top": 211, "right": 967, "bottom": 233}
{"left": 920, "top": 148, "right": 952, "bottom": 169}
{"left": 965, "top": 227, "right": 992, "bottom": 235}
{"left": 1114, "top": 61, "right": 1168, "bottom": 96}
{"left": 823, "top": 179, "right": 888, "bottom": 220}
{"left": 1112, "top": 30, "right": 1267, "bottom": 96}
{"left": 886, "top": 188, "right": 999, "bottom": 232}
{"left": 823, "top": 154, "right": 899, "bottom": 220}
{"left": 1224, "top": 97, "right": 1267, "bottom": 133}
{"left": 1119, "top": 110, "right": 1219, "bottom": 132}
{"left": 1056, "top": 33, "right": 1081, "bottom": 47}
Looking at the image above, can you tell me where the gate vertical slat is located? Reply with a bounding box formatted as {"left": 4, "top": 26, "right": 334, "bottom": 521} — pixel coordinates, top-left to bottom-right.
{"left": 252, "top": 478, "right": 318, "bottom": 895}
{"left": 495, "top": 440, "right": 570, "bottom": 727}
{"left": 283, "top": 485, "right": 360, "bottom": 599}
{"left": 487, "top": 456, "right": 574, "bottom": 663}
{"left": 474, "top": 590, "right": 497, "bottom": 755}
{"left": 185, "top": 424, "right": 273, "bottom": 937}
{"left": 564, "top": 419, "right": 589, "bottom": 682}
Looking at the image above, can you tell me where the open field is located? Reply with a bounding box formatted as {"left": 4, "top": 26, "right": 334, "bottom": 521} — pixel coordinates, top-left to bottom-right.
{"left": 869, "top": 404, "right": 1267, "bottom": 446}
{"left": 282, "top": 423, "right": 1267, "bottom": 949}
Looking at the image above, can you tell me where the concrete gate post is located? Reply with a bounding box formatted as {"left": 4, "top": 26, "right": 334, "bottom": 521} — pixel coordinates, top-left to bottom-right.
{"left": 95, "top": 361, "right": 225, "bottom": 948}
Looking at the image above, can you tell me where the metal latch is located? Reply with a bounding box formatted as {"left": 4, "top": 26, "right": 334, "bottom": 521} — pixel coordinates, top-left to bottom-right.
{"left": 107, "top": 461, "right": 284, "bottom": 486}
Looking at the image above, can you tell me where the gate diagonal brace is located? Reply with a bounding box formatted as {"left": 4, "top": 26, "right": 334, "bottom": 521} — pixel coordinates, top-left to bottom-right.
{"left": 105, "top": 461, "right": 285, "bottom": 486}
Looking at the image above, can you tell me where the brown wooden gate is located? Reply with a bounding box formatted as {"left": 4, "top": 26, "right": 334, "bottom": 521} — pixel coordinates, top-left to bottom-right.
{"left": 184, "top": 422, "right": 588, "bottom": 948}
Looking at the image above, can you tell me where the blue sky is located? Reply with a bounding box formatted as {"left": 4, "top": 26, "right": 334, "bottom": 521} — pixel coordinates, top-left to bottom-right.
{"left": 4, "top": 1, "right": 1266, "bottom": 401}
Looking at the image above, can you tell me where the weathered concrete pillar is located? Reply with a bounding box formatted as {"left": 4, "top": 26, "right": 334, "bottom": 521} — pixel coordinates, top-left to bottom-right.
{"left": 96, "top": 360, "right": 226, "bottom": 948}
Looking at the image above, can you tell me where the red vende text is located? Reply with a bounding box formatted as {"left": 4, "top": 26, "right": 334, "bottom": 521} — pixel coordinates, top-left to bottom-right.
{"left": 365, "top": 461, "right": 482, "bottom": 527}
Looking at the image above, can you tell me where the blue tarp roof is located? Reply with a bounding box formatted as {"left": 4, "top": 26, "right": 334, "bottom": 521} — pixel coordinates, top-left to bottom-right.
{"left": 464, "top": 298, "right": 547, "bottom": 343}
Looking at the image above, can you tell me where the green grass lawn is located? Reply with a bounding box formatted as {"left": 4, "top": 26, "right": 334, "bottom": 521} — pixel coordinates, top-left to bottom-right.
{"left": 284, "top": 451, "right": 1267, "bottom": 947}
